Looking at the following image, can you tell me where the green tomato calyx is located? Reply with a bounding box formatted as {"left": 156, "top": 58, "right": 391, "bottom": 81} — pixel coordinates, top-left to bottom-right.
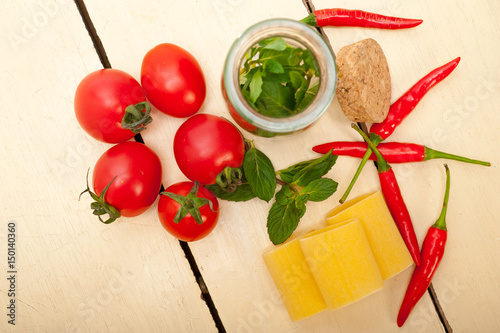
{"left": 79, "top": 169, "right": 121, "bottom": 224}
{"left": 121, "top": 101, "right": 153, "bottom": 134}
{"left": 215, "top": 166, "right": 243, "bottom": 193}
{"left": 160, "top": 181, "right": 216, "bottom": 225}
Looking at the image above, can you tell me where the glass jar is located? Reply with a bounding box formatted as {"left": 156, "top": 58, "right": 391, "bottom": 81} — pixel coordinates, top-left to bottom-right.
{"left": 222, "top": 18, "right": 337, "bottom": 137}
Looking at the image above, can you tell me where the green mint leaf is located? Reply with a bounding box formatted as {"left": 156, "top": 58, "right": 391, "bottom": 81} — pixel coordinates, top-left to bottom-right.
{"left": 260, "top": 48, "right": 293, "bottom": 66}
{"left": 249, "top": 69, "right": 264, "bottom": 103}
{"left": 288, "top": 48, "right": 302, "bottom": 66}
{"left": 275, "top": 185, "right": 295, "bottom": 205}
{"left": 296, "top": 81, "right": 319, "bottom": 112}
{"left": 277, "top": 160, "right": 311, "bottom": 184}
{"left": 240, "top": 66, "right": 258, "bottom": 89}
{"left": 204, "top": 183, "right": 256, "bottom": 202}
{"left": 264, "top": 59, "right": 284, "bottom": 74}
{"left": 263, "top": 37, "right": 287, "bottom": 51}
{"left": 267, "top": 201, "right": 301, "bottom": 245}
{"left": 253, "top": 80, "right": 295, "bottom": 118}
{"left": 293, "top": 153, "right": 338, "bottom": 187}
{"left": 294, "top": 76, "right": 310, "bottom": 107}
{"left": 294, "top": 198, "right": 307, "bottom": 218}
{"left": 243, "top": 148, "right": 276, "bottom": 202}
{"left": 295, "top": 193, "right": 309, "bottom": 205}
{"left": 278, "top": 153, "right": 338, "bottom": 187}
{"left": 288, "top": 71, "right": 305, "bottom": 90}
{"left": 260, "top": 72, "right": 289, "bottom": 84}
{"left": 302, "top": 48, "right": 319, "bottom": 74}
{"left": 300, "top": 178, "right": 338, "bottom": 202}
{"left": 243, "top": 47, "right": 255, "bottom": 71}
{"left": 247, "top": 46, "right": 259, "bottom": 60}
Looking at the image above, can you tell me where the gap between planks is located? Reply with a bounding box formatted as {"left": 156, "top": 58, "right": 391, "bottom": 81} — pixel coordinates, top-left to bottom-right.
{"left": 71, "top": 1, "right": 315, "bottom": 332}
{"left": 303, "top": 0, "right": 453, "bottom": 332}
{"left": 72, "top": 1, "right": 453, "bottom": 332}
{"left": 73, "top": 0, "right": 225, "bottom": 331}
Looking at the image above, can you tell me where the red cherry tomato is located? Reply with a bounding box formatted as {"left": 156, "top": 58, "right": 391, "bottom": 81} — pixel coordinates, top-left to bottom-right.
{"left": 92, "top": 141, "right": 162, "bottom": 218}
{"left": 141, "top": 43, "right": 206, "bottom": 118}
{"left": 173, "top": 114, "right": 245, "bottom": 185}
{"left": 74, "top": 69, "right": 150, "bottom": 143}
{"left": 158, "top": 182, "right": 219, "bottom": 242}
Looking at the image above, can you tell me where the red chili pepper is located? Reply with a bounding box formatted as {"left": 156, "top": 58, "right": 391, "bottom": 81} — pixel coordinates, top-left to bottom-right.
{"left": 301, "top": 8, "right": 423, "bottom": 29}
{"left": 312, "top": 141, "right": 491, "bottom": 166}
{"left": 371, "top": 57, "right": 461, "bottom": 140}
{"left": 353, "top": 124, "right": 421, "bottom": 266}
{"left": 397, "top": 164, "right": 451, "bottom": 327}
{"left": 340, "top": 57, "right": 461, "bottom": 203}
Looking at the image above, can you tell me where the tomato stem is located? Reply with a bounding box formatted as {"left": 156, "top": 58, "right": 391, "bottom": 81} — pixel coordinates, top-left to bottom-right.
{"left": 216, "top": 166, "right": 243, "bottom": 192}
{"left": 121, "top": 101, "right": 153, "bottom": 134}
{"left": 160, "top": 181, "right": 216, "bottom": 225}
{"left": 79, "top": 169, "right": 121, "bottom": 224}
{"left": 244, "top": 139, "right": 255, "bottom": 152}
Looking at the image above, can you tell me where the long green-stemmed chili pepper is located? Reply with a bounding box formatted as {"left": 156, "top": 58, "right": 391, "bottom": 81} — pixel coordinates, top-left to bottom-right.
{"left": 397, "top": 164, "right": 451, "bottom": 327}
{"left": 340, "top": 57, "right": 461, "bottom": 203}
{"left": 353, "top": 124, "right": 420, "bottom": 266}
{"left": 302, "top": 8, "right": 423, "bottom": 29}
{"left": 312, "top": 141, "right": 491, "bottom": 166}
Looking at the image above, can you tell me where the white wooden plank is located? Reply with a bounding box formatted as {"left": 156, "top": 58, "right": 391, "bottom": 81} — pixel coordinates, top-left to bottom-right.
{"left": 81, "top": 0, "right": 442, "bottom": 332}
{"left": 58, "top": 0, "right": 500, "bottom": 332}
{"left": 0, "top": 1, "right": 215, "bottom": 332}
{"left": 81, "top": 0, "right": 347, "bottom": 332}
{"left": 313, "top": 0, "right": 500, "bottom": 332}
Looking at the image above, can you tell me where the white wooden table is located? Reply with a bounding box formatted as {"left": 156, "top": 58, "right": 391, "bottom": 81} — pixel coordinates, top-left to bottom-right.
{"left": 1, "top": 0, "right": 499, "bottom": 332}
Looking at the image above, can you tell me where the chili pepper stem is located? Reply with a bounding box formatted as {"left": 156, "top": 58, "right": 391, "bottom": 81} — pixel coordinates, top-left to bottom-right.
{"left": 351, "top": 124, "right": 389, "bottom": 172}
{"left": 339, "top": 132, "right": 384, "bottom": 203}
{"left": 300, "top": 13, "right": 318, "bottom": 27}
{"left": 434, "top": 164, "right": 451, "bottom": 230}
{"left": 339, "top": 146, "right": 370, "bottom": 203}
{"left": 425, "top": 147, "right": 490, "bottom": 166}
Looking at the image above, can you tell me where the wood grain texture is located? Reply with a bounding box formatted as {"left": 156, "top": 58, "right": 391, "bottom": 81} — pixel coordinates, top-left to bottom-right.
{"left": 1, "top": 0, "right": 499, "bottom": 332}
{"left": 314, "top": 0, "right": 500, "bottom": 332}
{"left": 0, "top": 1, "right": 215, "bottom": 332}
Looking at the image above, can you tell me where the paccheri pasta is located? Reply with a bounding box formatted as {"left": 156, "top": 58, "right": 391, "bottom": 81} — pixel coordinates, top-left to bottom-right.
{"left": 299, "top": 219, "right": 384, "bottom": 310}
{"left": 262, "top": 191, "right": 413, "bottom": 321}
{"left": 326, "top": 191, "right": 414, "bottom": 280}
{"left": 262, "top": 237, "right": 328, "bottom": 321}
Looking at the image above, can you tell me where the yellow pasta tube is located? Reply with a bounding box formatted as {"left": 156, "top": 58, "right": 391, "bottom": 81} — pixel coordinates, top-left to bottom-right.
{"left": 299, "top": 219, "right": 384, "bottom": 310}
{"left": 262, "top": 237, "right": 327, "bottom": 321}
{"left": 325, "top": 191, "right": 413, "bottom": 280}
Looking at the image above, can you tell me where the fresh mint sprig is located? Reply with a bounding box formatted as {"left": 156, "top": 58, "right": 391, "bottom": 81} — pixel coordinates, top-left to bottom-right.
{"left": 239, "top": 37, "right": 320, "bottom": 118}
{"left": 267, "top": 152, "right": 338, "bottom": 244}
{"left": 206, "top": 143, "right": 338, "bottom": 245}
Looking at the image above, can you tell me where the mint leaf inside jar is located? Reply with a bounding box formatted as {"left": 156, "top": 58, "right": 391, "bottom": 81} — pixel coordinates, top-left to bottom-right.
{"left": 239, "top": 37, "right": 320, "bottom": 118}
